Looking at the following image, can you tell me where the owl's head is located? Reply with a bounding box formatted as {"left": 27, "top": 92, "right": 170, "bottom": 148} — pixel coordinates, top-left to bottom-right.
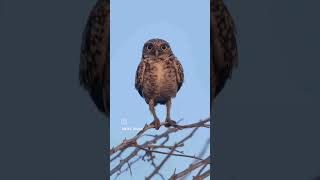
{"left": 142, "top": 38, "right": 173, "bottom": 59}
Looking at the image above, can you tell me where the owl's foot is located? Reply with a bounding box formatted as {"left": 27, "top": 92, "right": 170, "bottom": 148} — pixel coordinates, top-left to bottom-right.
{"left": 164, "top": 119, "right": 177, "bottom": 127}
{"left": 150, "top": 119, "right": 161, "bottom": 130}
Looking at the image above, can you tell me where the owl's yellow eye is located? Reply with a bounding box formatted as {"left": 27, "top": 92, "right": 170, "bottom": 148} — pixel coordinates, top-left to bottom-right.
{"left": 146, "top": 44, "right": 153, "bottom": 50}
{"left": 161, "top": 44, "right": 167, "bottom": 50}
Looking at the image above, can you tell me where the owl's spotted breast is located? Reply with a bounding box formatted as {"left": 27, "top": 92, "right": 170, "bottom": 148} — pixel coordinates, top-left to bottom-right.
{"left": 142, "top": 58, "right": 178, "bottom": 105}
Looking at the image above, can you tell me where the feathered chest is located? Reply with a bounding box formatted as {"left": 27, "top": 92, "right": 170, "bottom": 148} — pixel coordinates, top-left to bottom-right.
{"left": 145, "top": 60, "right": 176, "bottom": 85}
{"left": 142, "top": 59, "right": 178, "bottom": 100}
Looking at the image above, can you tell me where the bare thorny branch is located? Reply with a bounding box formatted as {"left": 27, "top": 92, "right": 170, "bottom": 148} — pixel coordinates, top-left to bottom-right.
{"left": 110, "top": 118, "right": 211, "bottom": 180}
{"left": 169, "top": 156, "right": 210, "bottom": 180}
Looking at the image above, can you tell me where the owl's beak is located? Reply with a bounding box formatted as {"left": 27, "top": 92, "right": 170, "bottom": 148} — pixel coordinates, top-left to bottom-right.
{"left": 155, "top": 50, "right": 159, "bottom": 57}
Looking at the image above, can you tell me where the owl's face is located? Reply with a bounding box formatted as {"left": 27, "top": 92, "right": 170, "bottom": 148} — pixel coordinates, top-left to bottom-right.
{"left": 142, "top": 39, "right": 173, "bottom": 59}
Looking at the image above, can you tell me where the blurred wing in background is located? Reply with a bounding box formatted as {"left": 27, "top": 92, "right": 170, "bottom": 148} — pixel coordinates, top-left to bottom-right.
{"left": 211, "top": 0, "right": 238, "bottom": 101}
{"left": 79, "top": 0, "right": 110, "bottom": 116}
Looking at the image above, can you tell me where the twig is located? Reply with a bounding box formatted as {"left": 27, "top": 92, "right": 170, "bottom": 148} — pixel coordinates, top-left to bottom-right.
{"left": 145, "top": 144, "right": 177, "bottom": 180}
{"left": 111, "top": 127, "right": 177, "bottom": 175}
{"left": 137, "top": 146, "right": 203, "bottom": 160}
{"left": 195, "top": 163, "right": 208, "bottom": 178}
{"left": 111, "top": 151, "right": 124, "bottom": 162}
{"left": 146, "top": 126, "right": 201, "bottom": 180}
{"left": 193, "top": 169, "right": 210, "bottom": 180}
{"left": 185, "top": 138, "right": 210, "bottom": 179}
{"left": 146, "top": 144, "right": 184, "bottom": 149}
{"left": 169, "top": 156, "right": 210, "bottom": 180}
{"left": 114, "top": 156, "right": 141, "bottom": 180}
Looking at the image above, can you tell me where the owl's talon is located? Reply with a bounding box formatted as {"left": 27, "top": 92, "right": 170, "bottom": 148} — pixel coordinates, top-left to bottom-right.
{"left": 150, "top": 119, "right": 161, "bottom": 130}
{"left": 165, "top": 119, "right": 176, "bottom": 127}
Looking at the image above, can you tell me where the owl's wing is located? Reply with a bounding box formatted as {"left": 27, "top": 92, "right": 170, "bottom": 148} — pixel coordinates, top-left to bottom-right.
{"left": 173, "top": 59, "right": 184, "bottom": 92}
{"left": 211, "top": 0, "right": 238, "bottom": 98}
{"left": 135, "top": 60, "right": 146, "bottom": 97}
{"left": 215, "top": 0, "right": 238, "bottom": 69}
{"left": 79, "top": 0, "right": 109, "bottom": 115}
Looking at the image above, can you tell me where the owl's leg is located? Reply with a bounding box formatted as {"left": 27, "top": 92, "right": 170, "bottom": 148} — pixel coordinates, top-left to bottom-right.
{"left": 165, "top": 99, "right": 176, "bottom": 127}
{"left": 149, "top": 99, "right": 161, "bottom": 130}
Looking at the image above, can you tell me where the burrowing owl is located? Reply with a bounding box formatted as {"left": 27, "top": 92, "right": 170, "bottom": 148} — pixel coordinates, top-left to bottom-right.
{"left": 79, "top": 0, "right": 109, "bottom": 116}
{"left": 211, "top": 0, "right": 238, "bottom": 101}
{"left": 135, "top": 39, "right": 184, "bottom": 130}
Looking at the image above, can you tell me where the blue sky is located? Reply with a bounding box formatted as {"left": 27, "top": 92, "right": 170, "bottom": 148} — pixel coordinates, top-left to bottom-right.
{"left": 110, "top": 0, "right": 210, "bottom": 179}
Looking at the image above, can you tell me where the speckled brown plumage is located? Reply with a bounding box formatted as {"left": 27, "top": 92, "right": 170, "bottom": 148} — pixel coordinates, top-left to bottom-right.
{"left": 135, "top": 39, "right": 184, "bottom": 130}
{"left": 211, "top": 0, "right": 238, "bottom": 101}
{"left": 79, "top": 0, "right": 109, "bottom": 117}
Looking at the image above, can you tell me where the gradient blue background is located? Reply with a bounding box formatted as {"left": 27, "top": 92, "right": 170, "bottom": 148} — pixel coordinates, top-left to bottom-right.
{"left": 110, "top": 0, "right": 210, "bottom": 179}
